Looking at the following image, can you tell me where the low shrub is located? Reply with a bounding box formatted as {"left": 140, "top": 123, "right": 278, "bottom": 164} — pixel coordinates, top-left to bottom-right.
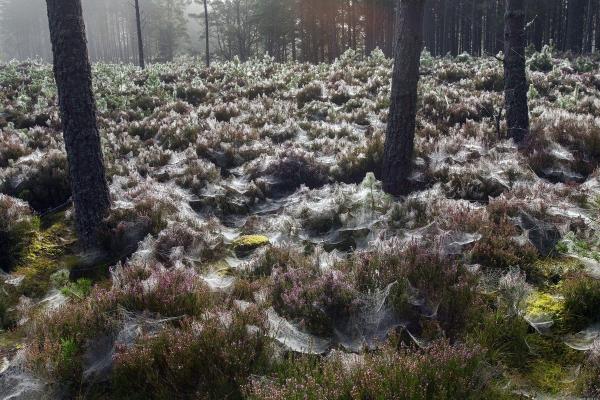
{"left": 470, "top": 217, "right": 538, "bottom": 271}
{"left": 334, "top": 132, "right": 384, "bottom": 184}
{"left": 213, "top": 103, "right": 241, "bottom": 122}
{"left": 249, "top": 341, "right": 508, "bottom": 400}
{"left": 271, "top": 267, "right": 360, "bottom": 336}
{"left": 561, "top": 275, "right": 600, "bottom": 331}
{"left": 469, "top": 309, "right": 530, "bottom": 369}
{"left": 1, "top": 149, "right": 71, "bottom": 211}
{"left": 528, "top": 45, "right": 554, "bottom": 72}
{"left": 260, "top": 149, "right": 330, "bottom": 191}
{"left": 175, "top": 85, "right": 208, "bottom": 106}
{"left": 296, "top": 82, "right": 323, "bottom": 108}
{"left": 0, "top": 194, "right": 39, "bottom": 271}
{"left": 346, "top": 244, "right": 481, "bottom": 339}
{"left": 112, "top": 311, "right": 269, "bottom": 400}
{"left": 27, "top": 286, "right": 118, "bottom": 384}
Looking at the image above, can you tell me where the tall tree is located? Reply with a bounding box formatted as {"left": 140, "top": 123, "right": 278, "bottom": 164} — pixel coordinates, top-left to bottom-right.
{"left": 504, "top": 0, "right": 529, "bottom": 144}
{"left": 566, "top": 0, "right": 586, "bottom": 53}
{"left": 134, "top": 0, "right": 145, "bottom": 68}
{"left": 382, "top": 0, "right": 426, "bottom": 195}
{"left": 203, "top": 0, "right": 210, "bottom": 66}
{"left": 45, "top": 0, "right": 111, "bottom": 249}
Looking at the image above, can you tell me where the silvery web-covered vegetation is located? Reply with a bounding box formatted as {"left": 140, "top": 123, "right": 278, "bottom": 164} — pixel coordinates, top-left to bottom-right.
{"left": 0, "top": 1, "right": 600, "bottom": 399}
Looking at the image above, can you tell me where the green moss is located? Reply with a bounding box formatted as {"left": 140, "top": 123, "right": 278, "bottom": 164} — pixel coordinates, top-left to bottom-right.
{"left": 232, "top": 235, "right": 270, "bottom": 253}
{"left": 526, "top": 291, "right": 565, "bottom": 326}
{"left": 528, "top": 361, "right": 574, "bottom": 394}
{"left": 14, "top": 214, "right": 77, "bottom": 298}
{"left": 529, "top": 258, "right": 583, "bottom": 286}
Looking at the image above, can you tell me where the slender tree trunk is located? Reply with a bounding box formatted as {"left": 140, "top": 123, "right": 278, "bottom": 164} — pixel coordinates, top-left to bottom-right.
{"left": 504, "top": 0, "right": 529, "bottom": 144}
{"left": 382, "top": 0, "right": 426, "bottom": 195}
{"left": 203, "top": 0, "right": 210, "bottom": 67}
{"left": 45, "top": 0, "right": 111, "bottom": 249}
{"left": 567, "top": 0, "right": 586, "bottom": 53}
{"left": 134, "top": 0, "right": 145, "bottom": 69}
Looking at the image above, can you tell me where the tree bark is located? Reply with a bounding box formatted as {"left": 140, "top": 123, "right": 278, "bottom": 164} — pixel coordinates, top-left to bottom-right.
{"left": 203, "top": 0, "right": 210, "bottom": 67}
{"left": 45, "top": 0, "right": 111, "bottom": 249}
{"left": 134, "top": 0, "right": 145, "bottom": 69}
{"left": 382, "top": 0, "right": 426, "bottom": 195}
{"left": 567, "top": 0, "right": 586, "bottom": 53}
{"left": 504, "top": 0, "right": 529, "bottom": 144}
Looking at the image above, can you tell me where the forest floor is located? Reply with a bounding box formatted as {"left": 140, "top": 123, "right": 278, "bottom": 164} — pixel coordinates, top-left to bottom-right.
{"left": 1, "top": 48, "right": 600, "bottom": 399}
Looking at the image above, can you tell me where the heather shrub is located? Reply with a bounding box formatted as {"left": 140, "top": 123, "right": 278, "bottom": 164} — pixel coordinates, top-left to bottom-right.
{"left": 296, "top": 82, "right": 323, "bottom": 108}
{"left": 175, "top": 85, "right": 208, "bottom": 106}
{"left": 473, "top": 68, "right": 504, "bottom": 92}
{"left": 581, "top": 343, "right": 600, "bottom": 398}
{"left": 127, "top": 122, "right": 159, "bottom": 140}
{"left": 246, "top": 81, "right": 278, "bottom": 99}
{"left": 347, "top": 244, "right": 481, "bottom": 338}
{"left": 249, "top": 341, "right": 508, "bottom": 400}
{"left": 259, "top": 149, "right": 330, "bottom": 191}
{"left": 27, "top": 286, "right": 118, "bottom": 384}
{"left": 0, "top": 130, "right": 30, "bottom": 167}
{"left": 271, "top": 267, "right": 360, "bottom": 336}
{"left": 213, "top": 103, "right": 241, "bottom": 122}
{"left": 1, "top": 149, "right": 70, "bottom": 211}
{"left": 0, "top": 194, "right": 39, "bottom": 271}
{"left": 130, "top": 95, "right": 160, "bottom": 112}
{"left": 470, "top": 217, "right": 538, "bottom": 271}
{"left": 241, "top": 244, "right": 308, "bottom": 278}
{"left": 153, "top": 221, "right": 225, "bottom": 265}
{"left": 112, "top": 311, "right": 270, "bottom": 400}
{"left": 334, "top": 132, "right": 384, "bottom": 183}
{"left": 437, "top": 64, "right": 470, "bottom": 82}
{"left": 330, "top": 88, "right": 351, "bottom": 105}
{"left": 111, "top": 262, "right": 214, "bottom": 317}
{"left": 100, "top": 178, "right": 194, "bottom": 256}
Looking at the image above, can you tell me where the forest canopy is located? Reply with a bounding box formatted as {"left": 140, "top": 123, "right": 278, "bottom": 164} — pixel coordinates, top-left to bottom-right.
{"left": 0, "top": 0, "right": 599, "bottom": 64}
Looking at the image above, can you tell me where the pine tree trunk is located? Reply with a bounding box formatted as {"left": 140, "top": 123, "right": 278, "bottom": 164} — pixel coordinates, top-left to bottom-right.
{"left": 134, "top": 0, "right": 145, "bottom": 69}
{"left": 365, "top": 0, "right": 375, "bottom": 55}
{"left": 203, "top": 0, "right": 210, "bottom": 67}
{"left": 567, "top": 0, "right": 586, "bottom": 53}
{"left": 504, "top": 0, "right": 529, "bottom": 144}
{"left": 382, "top": 0, "right": 426, "bottom": 195}
{"left": 45, "top": 0, "right": 111, "bottom": 249}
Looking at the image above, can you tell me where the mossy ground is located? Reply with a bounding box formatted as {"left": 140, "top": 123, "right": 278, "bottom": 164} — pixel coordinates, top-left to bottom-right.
{"left": 12, "top": 212, "right": 78, "bottom": 298}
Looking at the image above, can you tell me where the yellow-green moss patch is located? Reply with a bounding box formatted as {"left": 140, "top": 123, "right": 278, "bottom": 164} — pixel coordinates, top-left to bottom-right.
{"left": 526, "top": 291, "right": 564, "bottom": 321}
{"left": 13, "top": 214, "right": 77, "bottom": 298}
{"left": 232, "top": 235, "right": 270, "bottom": 253}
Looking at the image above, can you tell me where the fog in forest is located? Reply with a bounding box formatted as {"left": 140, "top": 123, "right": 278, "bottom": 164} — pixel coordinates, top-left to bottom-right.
{"left": 1, "top": 0, "right": 599, "bottom": 65}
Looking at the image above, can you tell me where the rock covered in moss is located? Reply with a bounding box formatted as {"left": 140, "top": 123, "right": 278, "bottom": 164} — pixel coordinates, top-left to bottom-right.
{"left": 232, "top": 235, "right": 270, "bottom": 254}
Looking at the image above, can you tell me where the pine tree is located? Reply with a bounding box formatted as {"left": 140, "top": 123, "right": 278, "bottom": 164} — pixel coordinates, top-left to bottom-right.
{"left": 382, "top": 0, "right": 426, "bottom": 195}
{"left": 504, "top": 0, "right": 529, "bottom": 144}
{"left": 45, "top": 0, "right": 111, "bottom": 249}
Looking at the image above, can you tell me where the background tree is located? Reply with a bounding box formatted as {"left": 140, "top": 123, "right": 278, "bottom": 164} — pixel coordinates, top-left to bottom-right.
{"left": 382, "top": 0, "right": 426, "bottom": 195}
{"left": 134, "top": 0, "right": 145, "bottom": 68}
{"left": 567, "top": 0, "right": 586, "bottom": 54}
{"left": 203, "top": 0, "right": 210, "bottom": 66}
{"left": 2, "top": 0, "right": 599, "bottom": 63}
{"left": 45, "top": 0, "right": 111, "bottom": 249}
{"left": 504, "top": 0, "right": 529, "bottom": 144}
